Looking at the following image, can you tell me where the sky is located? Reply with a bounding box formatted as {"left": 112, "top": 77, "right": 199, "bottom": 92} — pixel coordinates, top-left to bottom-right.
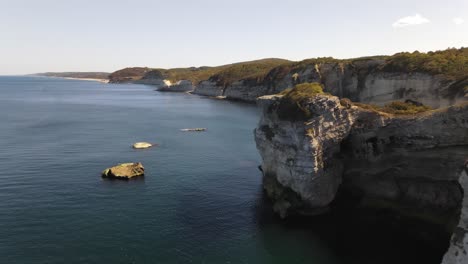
{"left": 0, "top": 0, "right": 467, "bottom": 75}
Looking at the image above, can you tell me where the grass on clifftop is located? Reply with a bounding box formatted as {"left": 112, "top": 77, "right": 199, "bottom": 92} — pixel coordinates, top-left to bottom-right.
{"left": 279, "top": 82, "right": 325, "bottom": 101}
{"left": 354, "top": 101, "right": 432, "bottom": 115}
{"left": 208, "top": 58, "right": 291, "bottom": 86}
{"left": 381, "top": 48, "right": 468, "bottom": 80}
{"left": 274, "top": 83, "right": 326, "bottom": 121}
{"left": 158, "top": 67, "right": 223, "bottom": 84}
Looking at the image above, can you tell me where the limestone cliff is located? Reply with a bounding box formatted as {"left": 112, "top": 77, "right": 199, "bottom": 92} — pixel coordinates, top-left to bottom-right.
{"left": 254, "top": 88, "right": 468, "bottom": 262}
{"left": 194, "top": 59, "right": 467, "bottom": 107}
{"left": 442, "top": 164, "right": 468, "bottom": 264}
{"left": 157, "top": 80, "right": 194, "bottom": 92}
{"left": 108, "top": 49, "right": 467, "bottom": 106}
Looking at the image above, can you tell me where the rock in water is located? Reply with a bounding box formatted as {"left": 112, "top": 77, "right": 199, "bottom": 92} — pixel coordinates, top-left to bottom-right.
{"left": 132, "top": 142, "right": 152, "bottom": 149}
{"left": 102, "top": 163, "right": 145, "bottom": 179}
{"left": 180, "top": 128, "right": 206, "bottom": 132}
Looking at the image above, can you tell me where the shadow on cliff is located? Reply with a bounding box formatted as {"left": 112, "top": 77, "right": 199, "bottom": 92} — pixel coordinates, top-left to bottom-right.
{"left": 252, "top": 187, "right": 451, "bottom": 264}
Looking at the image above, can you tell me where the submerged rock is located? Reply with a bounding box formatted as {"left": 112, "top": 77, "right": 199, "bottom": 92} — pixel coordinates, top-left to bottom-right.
{"left": 132, "top": 142, "right": 153, "bottom": 149}
{"left": 102, "top": 162, "right": 145, "bottom": 179}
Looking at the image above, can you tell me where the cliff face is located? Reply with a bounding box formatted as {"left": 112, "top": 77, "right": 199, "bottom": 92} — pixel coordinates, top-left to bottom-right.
{"left": 108, "top": 49, "right": 467, "bottom": 105}
{"left": 255, "top": 94, "right": 356, "bottom": 215}
{"left": 194, "top": 60, "right": 467, "bottom": 107}
{"left": 193, "top": 80, "right": 224, "bottom": 97}
{"left": 255, "top": 92, "right": 468, "bottom": 262}
{"left": 255, "top": 93, "right": 467, "bottom": 214}
{"left": 442, "top": 165, "right": 468, "bottom": 264}
{"left": 156, "top": 80, "right": 193, "bottom": 92}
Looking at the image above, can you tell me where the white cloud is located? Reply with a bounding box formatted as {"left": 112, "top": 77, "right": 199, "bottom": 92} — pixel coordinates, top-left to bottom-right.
{"left": 453, "top": 17, "right": 465, "bottom": 25}
{"left": 392, "top": 14, "right": 430, "bottom": 28}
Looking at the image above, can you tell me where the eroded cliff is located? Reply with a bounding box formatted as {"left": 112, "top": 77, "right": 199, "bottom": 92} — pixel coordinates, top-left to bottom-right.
{"left": 254, "top": 83, "right": 468, "bottom": 262}
{"left": 108, "top": 49, "right": 467, "bottom": 106}
{"left": 195, "top": 58, "right": 467, "bottom": 107}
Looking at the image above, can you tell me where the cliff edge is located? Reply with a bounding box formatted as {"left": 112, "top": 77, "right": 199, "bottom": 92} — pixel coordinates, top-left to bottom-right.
{"left": 254, "top": 83, "right": 468, "bottom": 263}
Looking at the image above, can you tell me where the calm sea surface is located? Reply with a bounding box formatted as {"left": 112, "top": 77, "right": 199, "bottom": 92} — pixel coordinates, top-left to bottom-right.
{"left": 0, "top": 76, "right": 444, "bottom": 264}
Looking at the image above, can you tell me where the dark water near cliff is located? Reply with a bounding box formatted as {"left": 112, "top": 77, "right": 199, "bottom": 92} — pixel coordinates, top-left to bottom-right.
{"left": 0, "top": 76, "right": 446, "bottom": 263}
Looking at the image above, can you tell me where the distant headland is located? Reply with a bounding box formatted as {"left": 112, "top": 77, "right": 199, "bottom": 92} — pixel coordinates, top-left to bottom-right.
{"left": 35, "top": 47, "right": 467, "bottom": 108}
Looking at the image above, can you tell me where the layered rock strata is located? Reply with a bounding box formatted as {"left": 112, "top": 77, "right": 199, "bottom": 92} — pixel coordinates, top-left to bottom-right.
{"left": 254, "top": 93, "right": 468, "bottom": 262}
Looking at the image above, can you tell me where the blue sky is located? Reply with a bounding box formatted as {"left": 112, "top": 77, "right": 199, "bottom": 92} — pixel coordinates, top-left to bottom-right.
{"left": 0, "top": 0, "right": 466, "bottom": 74}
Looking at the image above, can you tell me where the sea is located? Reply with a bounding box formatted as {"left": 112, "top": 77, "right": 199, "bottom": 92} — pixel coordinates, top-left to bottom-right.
{"left": 0, "top": 76, "right": 445, "bottom": 264}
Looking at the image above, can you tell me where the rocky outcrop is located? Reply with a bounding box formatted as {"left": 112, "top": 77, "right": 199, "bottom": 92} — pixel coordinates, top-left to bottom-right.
{"left": 157, "top": 80, "right": 193, "bottom": 92}
{"left": 101, "top": 162, "right": 145, "bottom": 179}
{"left": 255, "top": 92, "right": 467, "bottom": 214}
{"left": 255, "top": 94, "right": 355, "bottom": 215}
{"left": 255, "top": 91, "right": 468, "bottom": 262}
{"left": 192, "top": 80, "right": 224, "bottom": 97}
{"left": 132, "top": 142, "right": 153, "bottom": 149}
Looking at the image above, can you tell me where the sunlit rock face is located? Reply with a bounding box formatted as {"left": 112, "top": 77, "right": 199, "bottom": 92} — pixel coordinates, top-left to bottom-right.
{"left": 254, "top": 94, "right": 357, "bottom": 216}
{"left": 254, "top": 93, "right": 468, "bottom": 264}
{"left": 192, "top": 80, "right": 224, "bottom": 97}
{"left": 157, "top": 80, "right": 193, "bottom": 92}
{"left": 193, "top": 60, "right": 467, "bottom": 107}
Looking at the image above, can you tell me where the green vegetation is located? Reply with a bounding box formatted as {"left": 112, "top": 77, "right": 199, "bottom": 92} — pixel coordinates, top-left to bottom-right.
{"left": 160, "top": 59, "right": 290, "bottom": 85}
{"left": 275, "top": 83, "right": 326, "bottom": 121}
{"left": 209, "top": 58, "right": 290, "bottom": 86}
{"left": 108, "top": 48, "right": 467, "bottom": 89}
{"left": 381, "top": 101, "right": 432, "bottom": 115}
{"left": 108, "top": 67, "right": 151, "bottom": 82}
{"left": 279, "top": 82, "right": 325, "bottom": 101}
{"left": 36, "top": 72, "right": 110, "bottom": 79}
{"left": 264, "top": 48, "right": 467, "bottom": 87}
{"left": 354, "top": 101, "right": 432, "bottom": 115}
{"left": 108, "top": 59, "right": 290, "bottom": 85}
{"left": 381, "top": 48, "right": 468, "bottom": 80}
{"left": 158, "top": 67, "right": 225, "bottom": 84}
{"left": 108, "top": 67, "right": 220, "bottom": 84}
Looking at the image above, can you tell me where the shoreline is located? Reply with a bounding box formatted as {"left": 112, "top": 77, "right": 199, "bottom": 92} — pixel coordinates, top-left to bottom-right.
{"left": 62, "top": 77, "right": 109, "bottom": 83}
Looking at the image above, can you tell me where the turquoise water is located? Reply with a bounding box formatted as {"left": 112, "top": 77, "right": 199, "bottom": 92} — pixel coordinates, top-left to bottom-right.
{"left": 0, "top": 76, "right": 445, "bottom": 264}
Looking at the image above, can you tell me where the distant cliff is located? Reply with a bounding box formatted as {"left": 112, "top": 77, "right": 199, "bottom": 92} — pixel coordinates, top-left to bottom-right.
{"left": 35, "top": 72, "right": 110, "bottom": 80}
{"left": 194, "top": 49, "right": 468, "bottom": 107}
{"left": 108, "top": 59, "right": 291, "bottom": 92}
{"left": 109, "top": 48, "right": 467, "bottom": 108}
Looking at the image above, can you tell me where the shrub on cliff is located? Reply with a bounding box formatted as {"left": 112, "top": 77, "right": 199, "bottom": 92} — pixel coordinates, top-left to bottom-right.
{"left": 209, "top": 58, "right": 291, "bottom": 86}
{"left": 381, "top": 48, "right": 468, "bottom": 80}
{"left": 274, "top": 83, "right": 326, "bottom": 121}
{"left": 354, "top": 100, "right": 432, "bottom": 115}
{"left": 381, "top": 101, "right": 432, "bottom": 115}
{"left": 279, "top": 82, "right": 325, "bottom": 101}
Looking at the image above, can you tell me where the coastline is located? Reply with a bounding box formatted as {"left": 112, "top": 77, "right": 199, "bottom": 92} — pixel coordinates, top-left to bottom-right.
{"left": 62, "top": 77, "right": 109, "bottom": 83}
